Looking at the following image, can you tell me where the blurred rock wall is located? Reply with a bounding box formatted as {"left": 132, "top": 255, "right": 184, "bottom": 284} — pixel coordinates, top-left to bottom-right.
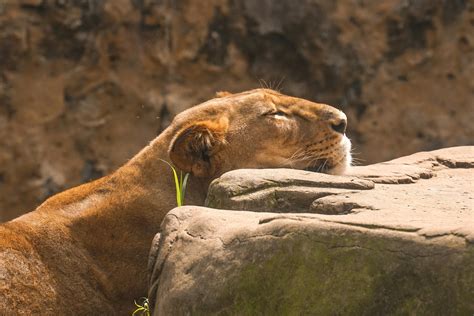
{"left": 0, "top": 0, "right": 473, "bottom": 221}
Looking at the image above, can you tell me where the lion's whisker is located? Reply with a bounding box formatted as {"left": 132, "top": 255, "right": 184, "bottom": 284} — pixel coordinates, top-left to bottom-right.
{"left": 317, "top": 158, "right": 329, "bottom": 173}
{"left": 275, "top": 76, "right": 286, "bottom": 92}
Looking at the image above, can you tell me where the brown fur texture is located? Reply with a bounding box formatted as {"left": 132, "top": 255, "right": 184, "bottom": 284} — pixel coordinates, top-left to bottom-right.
{"left": 0, "top": 89, "right": 350, "bottom": 314}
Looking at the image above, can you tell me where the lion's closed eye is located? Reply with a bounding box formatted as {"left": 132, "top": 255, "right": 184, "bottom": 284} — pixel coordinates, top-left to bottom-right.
{"left": 272, "top": 110, "right": 288, "bottom": 118}
{"left": 264, "top": 110, "right": 289, "bottom": 119}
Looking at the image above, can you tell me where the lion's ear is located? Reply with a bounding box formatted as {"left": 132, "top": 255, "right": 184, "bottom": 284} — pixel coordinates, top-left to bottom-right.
{"left": 169, "top": 118, "right": 229, "bottom": 177}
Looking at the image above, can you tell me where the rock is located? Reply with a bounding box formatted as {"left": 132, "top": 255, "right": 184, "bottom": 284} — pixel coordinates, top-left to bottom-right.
{"left": 207, "top": 146, "right": 474, "bottom": 216}
{"left": 148, "top": 147, "right": 474, "bottom": 314}
{"left": 1, "top": 0, "right": 473, "bottom": 221}
{"left": 347, "top": 146, "right": 474, "bottom": 184}
{"left": 206, "top": 169, "right": 375, "bottom": 213}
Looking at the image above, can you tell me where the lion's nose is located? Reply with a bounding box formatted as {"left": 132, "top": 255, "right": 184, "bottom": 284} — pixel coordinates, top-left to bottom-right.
{"left": 330, "top": 116, "right": 347, "bottom": 134}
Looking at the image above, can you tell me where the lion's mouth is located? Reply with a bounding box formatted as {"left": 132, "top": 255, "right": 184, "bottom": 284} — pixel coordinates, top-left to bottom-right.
{"left": 303, "top": 153, "right": 351, "bottom": 175}
{"left": 303, "top": 136, "right": 352, "bottom": 175}
{"left": 304, "top": 159, "right": 332, "bottom": 173}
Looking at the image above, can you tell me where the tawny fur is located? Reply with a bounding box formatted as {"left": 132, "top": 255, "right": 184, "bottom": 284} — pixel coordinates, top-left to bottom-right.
{"left": 0, "top": 89, "right": 350, "bottom": 315}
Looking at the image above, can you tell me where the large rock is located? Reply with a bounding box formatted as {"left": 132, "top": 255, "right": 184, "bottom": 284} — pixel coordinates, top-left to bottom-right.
{"left": 1, "top": 1, "right": 473, "bottom": 221}
{"left": 148, "top": 147, "right": 474, "bottom": 314}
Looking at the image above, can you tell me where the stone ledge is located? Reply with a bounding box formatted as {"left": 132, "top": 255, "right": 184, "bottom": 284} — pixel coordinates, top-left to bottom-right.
{"left": 148, "top": 207, "right": 473, "bottom": 315}
{"left": 148, "top": 146, "right": 474, "bottom": 314}
{"left": 205, "top": 146, "right": 474, "bottom": 240}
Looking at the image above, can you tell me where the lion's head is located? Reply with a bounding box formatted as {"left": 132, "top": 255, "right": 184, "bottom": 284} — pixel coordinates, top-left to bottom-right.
{"left": 167, "top": 89, "right": 351, "bottom": 177}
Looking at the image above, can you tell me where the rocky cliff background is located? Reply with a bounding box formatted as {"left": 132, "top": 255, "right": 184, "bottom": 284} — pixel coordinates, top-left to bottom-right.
{"left": 0, "top": 0, "right": 473, "bottom": 221}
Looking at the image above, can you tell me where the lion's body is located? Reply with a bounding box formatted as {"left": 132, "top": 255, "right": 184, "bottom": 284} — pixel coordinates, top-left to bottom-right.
{"left": 0, "top": 89, "right": 351, "bottom": 314}
{"left": 1, "top": 210, "right": 116, "bottom": 314}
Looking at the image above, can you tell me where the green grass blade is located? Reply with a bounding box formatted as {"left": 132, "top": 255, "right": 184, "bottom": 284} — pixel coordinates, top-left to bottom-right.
{"left": 181, "top": 172, "right": 190, "bottom": 204}
{"left": 171, "top": 167, "right": 181, "bottom": 206}
{"left": 158, "top": 159, "right": 190, "bottom": 207}
{"left": 132, "top": 298, "right": 150, "bottom": 316}
{"left": 132, "top": 306, "right": 144, "bottom": 315}
{"left": 159, "top": 159, "right": 182, "bottom": 206}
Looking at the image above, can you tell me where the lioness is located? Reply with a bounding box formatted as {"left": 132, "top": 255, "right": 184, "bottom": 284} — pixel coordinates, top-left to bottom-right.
{"left": 0, "top": 89, "right": 351, "bottom": 314}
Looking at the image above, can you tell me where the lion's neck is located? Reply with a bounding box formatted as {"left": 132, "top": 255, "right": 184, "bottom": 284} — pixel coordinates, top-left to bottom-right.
{"left": 83, "top": 131, "right": 213, "bottom": 308}
{"left": 31, "top": 130, "right": 211, "bottom": 312}
{"left": 122, "top": 130, "right": 211, "bottom": 206}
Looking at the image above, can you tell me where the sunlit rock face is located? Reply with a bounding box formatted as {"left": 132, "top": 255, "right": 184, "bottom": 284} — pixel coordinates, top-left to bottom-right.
{"left": 148, "top": 147, "right": 474, "bottom": 315}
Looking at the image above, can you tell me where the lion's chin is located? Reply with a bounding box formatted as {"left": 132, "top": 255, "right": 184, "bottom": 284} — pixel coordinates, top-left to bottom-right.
{"left": 328, "top": 135, "right": 352, "bottom": 175}
{"left": 304, "top": 157, "right": 350, "bottom": 175}
{"left": 304, "top": 136, "right": 352, "bottom": 175}
{"left": 326, "top": 159, "right": 351, "bottom": 175}
{"left": 304, "top": 164, "right": 329, "bottom": 173}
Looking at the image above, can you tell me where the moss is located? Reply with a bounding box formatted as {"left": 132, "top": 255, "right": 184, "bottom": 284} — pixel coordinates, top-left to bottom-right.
{"left": 192, "top": 231, "right": 474, "bottom": 315}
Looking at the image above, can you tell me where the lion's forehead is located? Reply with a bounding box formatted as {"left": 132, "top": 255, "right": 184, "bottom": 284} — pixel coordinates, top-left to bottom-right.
{"left": 176, "top": 89, "right": 344, "bottom": 124}
{"left": 270, "top": 96, "right": 343, "bottom": 121}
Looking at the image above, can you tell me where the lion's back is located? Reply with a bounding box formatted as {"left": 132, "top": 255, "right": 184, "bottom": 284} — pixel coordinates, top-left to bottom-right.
{"left": 0, "top": 219, "right": 118, "bottom": 315}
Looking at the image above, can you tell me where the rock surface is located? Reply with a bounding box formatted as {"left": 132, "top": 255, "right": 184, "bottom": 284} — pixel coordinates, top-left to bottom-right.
{"left": 1, "top": 1, "right": 473, "bottom": 221}
{"left": 148, "top": 147, "right": 474, "bottom": 314}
